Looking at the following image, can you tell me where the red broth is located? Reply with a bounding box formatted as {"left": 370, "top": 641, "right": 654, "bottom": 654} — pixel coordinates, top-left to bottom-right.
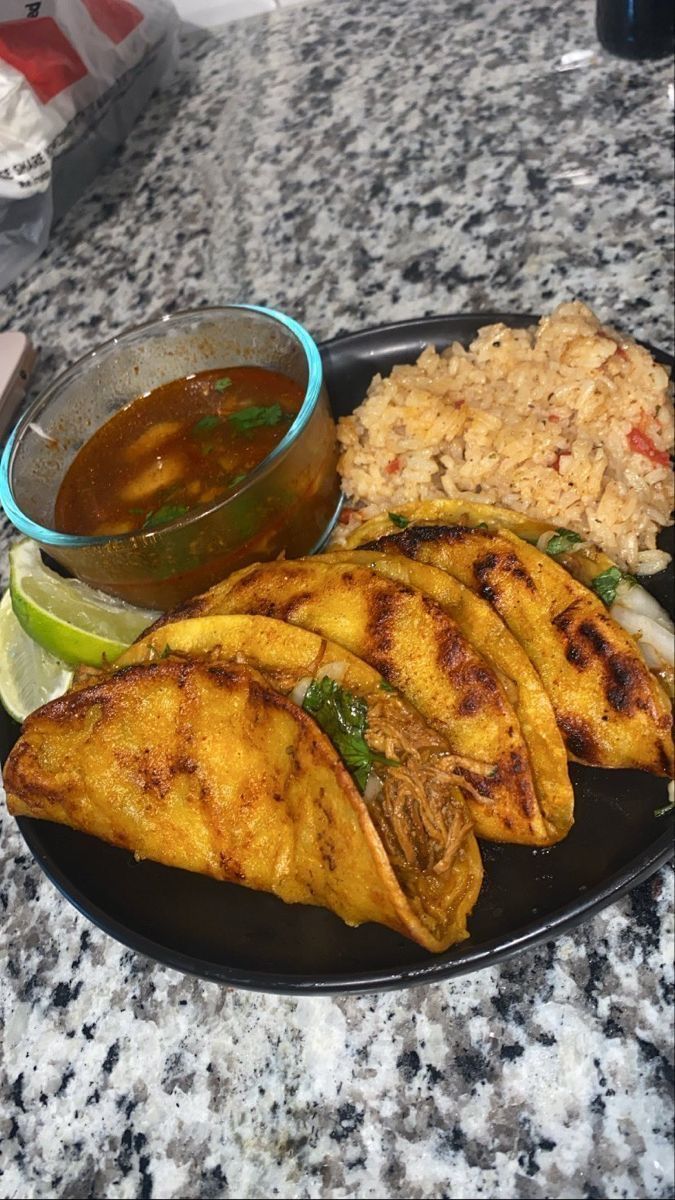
{"left": 55, "top": 366, "right": 304, "bottom": 536}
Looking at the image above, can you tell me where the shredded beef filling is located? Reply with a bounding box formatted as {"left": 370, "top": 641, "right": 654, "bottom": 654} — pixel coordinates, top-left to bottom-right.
{"left": 142, "top": 648, "right": 487, "bottom": 877}
{"left": 365, "top": 695, "right": 487, "bottom": 875}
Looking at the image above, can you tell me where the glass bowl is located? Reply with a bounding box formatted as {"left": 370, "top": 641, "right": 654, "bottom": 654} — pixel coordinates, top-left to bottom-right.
{"left": 0, "top": 306, "right": 342, "bottom": 610}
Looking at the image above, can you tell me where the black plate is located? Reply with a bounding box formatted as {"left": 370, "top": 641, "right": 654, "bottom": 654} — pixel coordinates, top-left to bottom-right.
{"left": 4, "top": 313, "right": 673, "bottom": 994}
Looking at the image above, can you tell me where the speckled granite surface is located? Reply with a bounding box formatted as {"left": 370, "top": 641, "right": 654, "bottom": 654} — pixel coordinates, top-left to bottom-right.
{"left": 0, "top": 1, "right": 673, "bottom": 1197}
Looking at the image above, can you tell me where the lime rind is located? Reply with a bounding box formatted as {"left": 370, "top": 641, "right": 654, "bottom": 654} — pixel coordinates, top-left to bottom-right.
{"left": 0, "top": 590, "right": 72, "bottom": 722}
{"left": 9, "top": 540, "right": 158, "bottom": 668}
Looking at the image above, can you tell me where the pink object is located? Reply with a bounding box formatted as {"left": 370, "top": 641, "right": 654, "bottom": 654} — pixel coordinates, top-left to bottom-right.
{"left": 0, "top": 332, "right": 36, "bottom": 442}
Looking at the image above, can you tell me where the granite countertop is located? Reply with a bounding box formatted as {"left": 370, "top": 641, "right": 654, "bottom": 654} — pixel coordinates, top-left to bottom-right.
{"left": 0, "top": 1, "right": 673, "bottom": 1197}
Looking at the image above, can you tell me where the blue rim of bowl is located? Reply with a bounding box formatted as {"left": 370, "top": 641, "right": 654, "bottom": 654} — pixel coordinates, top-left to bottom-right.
{"left": 0, "top": 304, "right": 324, "bottom": 547}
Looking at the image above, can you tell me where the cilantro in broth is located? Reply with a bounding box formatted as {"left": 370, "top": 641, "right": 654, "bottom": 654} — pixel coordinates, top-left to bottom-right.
{"left": 302, "top": 677, "right": 399, "bottom": 792}
{"left": 229, "top": 403, "right": 285, "bottom": 433}
{"left": 142, "top": 503, "right": 190, "bottom": 530}
{"left": 192, "top": 414, "right": 221, "bottom": 435}
{"left": 54, "top": 363, "right": 307, "bottom": 540}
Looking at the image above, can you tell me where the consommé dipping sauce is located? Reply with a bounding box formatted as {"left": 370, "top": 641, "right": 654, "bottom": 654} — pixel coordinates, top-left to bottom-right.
{"left": 55, "top": 366, "right": 304, "bottom": 536}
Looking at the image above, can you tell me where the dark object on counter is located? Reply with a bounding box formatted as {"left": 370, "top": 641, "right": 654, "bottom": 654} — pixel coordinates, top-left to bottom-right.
{"left": 596, "top": 0, "right": 674, "bottom": 60}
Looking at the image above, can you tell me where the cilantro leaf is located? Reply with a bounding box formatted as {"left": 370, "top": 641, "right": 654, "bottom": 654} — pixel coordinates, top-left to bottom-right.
{"left": 592, "top": 567, "right": 623, "bottom": 606}
{"left": 545, "top": 528, "right": 583, "bottom": 557}
{"left": 591, "top": 566, "right": 621, "bottom": 606}
{"left": 591, "top": 566, "right": 637, "bottom": 607}
{"left": 379, "top": 679, "right": 396, "bottom": 693}
{"left": 229, "top": 403, "right": 284, "bottom": 433}
{"left": 142, "top": 503, "right": 190, "bottom": 530}
{"left": 388, "top": 512, "right": 409, "bottom": 529}
{"left": 214, "top": 377, "right": 232, "bottom": 392}
{"left": 193, "top": 414, "right": 221, "bottom": 435}
{"left": 230, "top": 473, "right": 247, "bottom": 486}
{"left": 302, "top": 676, "right": 399, "bottom": 792}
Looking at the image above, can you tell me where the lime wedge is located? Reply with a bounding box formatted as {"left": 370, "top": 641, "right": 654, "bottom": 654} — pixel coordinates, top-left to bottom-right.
{"left": 9, "top": 540, "right": 159, "bottom": 668}
{"left": 0, "top": 590, "right": 72, "bottom": 722}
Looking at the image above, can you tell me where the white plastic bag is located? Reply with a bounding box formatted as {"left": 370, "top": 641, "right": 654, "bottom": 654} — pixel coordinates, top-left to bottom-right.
{"left": 0, "top": 0, "right": 178, "bottom": 291}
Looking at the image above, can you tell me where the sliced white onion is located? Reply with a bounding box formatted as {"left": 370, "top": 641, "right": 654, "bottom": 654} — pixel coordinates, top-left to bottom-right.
{"left": 611, "top": 604, "right": 675, "bottom": 671}
{"left": 638, "top": 641, "right": 663, "bottom": 670}
{"left": 536, "top": 531, "right": 555, "bottom": 552}
{"left": 363, "top": 771, "right": 384, "bottom": 802}
{"left": 615, "top": 580, "right": 674, "bottom": 633}
{"left": 318, "top": 661, "right": 347, "bottom": 683}
{"left": 290, "top": 676, "right": 312, "bottom": 706}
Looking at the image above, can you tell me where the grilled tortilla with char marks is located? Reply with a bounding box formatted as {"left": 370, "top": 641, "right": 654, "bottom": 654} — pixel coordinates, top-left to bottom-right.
{"left": 344, "top": 498, "right": 551, "bottom": 549}
{"left": 345, "top": 500, "right": 675, "bottom": 701}
{"left": 343, "top": 498, "right": 629, "bottom": 590}
{"left": 357, "top": 524, "right": 673, "bottom": 775}
{"left": 5, "top": 647, "right": 482, "bottom": 952}
{"left": 149, "top": 559, "right": 555, "bottom": 845}
{"left": 119, "top": 613, "right": 483, "bottom": 924}
{"left": 322, "top": 549, "right": 573, "bottom": 844}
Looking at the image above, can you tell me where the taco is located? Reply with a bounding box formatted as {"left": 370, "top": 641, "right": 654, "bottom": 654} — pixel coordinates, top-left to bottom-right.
{"left": 345, "top": 499, "right": 674, "bottom": 698}
{"left": 322, "top": 548, "right": 574, "bottom": 844}
{"left": 149, "top": 559, "right": 564, "bottom": 845}
{"left": 352, "top": 521, "right": 673, "bottom": 775}
{"left": 4, "top": 618, "right": 483, "bottom": 953}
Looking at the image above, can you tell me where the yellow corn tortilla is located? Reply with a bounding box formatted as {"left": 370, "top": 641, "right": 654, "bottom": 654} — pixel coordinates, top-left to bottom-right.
{"left": 353, "top": 522, "right": 673, "bottom": 775}
{"left": 343, "top": 497, "right": 617, "bottom": 587}
{"left": 5, "top": 639, "right": 483, "bottom": 953}
{"left": 150, "top": 560, "right": 561, "bottom": 845}
{"left": 322, "top": 549, "right": 574, "bottom": 844}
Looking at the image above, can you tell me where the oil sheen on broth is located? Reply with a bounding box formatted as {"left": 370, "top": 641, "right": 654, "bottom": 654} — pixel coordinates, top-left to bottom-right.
{"left": 55, "top": 367, "right": 304, "bottom": 536}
